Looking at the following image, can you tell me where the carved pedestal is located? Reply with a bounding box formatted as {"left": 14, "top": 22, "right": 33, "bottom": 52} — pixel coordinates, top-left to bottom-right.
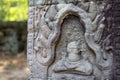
{"left": 27, "top": 0, "right": 113, "bottom": 80}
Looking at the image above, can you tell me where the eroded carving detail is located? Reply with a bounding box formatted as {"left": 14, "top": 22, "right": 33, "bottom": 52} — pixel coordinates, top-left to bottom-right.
{"left": 27, "top": 0, "right": 112, "bottom": 80}
{"left": 53, "top": 41, "right": 93, "bottom": 75}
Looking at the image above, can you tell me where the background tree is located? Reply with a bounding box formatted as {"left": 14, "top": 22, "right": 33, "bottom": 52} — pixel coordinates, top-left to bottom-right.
{"left": 0, "top": 0, "right": 28, "bottom": 22}
{"left": 0, "top": 0, "right": 28, "bottom": 55}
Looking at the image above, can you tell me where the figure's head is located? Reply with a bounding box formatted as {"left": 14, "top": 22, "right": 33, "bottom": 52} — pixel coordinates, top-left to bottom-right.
{"left": 67, "top": 41, "right": 81, "bottom": 54}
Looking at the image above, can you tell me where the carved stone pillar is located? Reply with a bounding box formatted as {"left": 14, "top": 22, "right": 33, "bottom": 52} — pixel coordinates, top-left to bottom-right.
{"left": 27, "top": 0, "right": 113, "bottom": 80}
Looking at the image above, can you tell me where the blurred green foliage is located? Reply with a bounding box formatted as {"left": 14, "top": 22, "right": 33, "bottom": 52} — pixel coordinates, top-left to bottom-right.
{"left": 0, "top": 0, "right": 28, "bottom": 55}
{"left": 0, "top": 0, "right": 28, "bottom": 22}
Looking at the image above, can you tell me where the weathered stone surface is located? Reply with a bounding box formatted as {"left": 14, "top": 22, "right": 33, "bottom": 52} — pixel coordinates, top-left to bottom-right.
{"left": 29, "top": 0, "right": 105, "bottom": 5}
{"left": 34, "top": 0, "right": 81, "bottom": 5}
{"left": 29, "top": 0, "right": 34, "bottom": 6}
{"left": 27, "top": 0, "right": 113, "bottom": 80}
{"left": 50, "top": 74, "right": 95, "bottom": 80}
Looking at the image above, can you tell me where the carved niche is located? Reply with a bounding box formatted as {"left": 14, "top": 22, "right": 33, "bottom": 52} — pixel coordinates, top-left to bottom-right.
{"left": 27, "top": 0, "right": 113, "bottom": 80}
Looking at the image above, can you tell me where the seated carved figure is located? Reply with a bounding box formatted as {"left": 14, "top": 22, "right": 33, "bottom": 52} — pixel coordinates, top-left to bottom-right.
{"left": 53, "top": 41, "right": 92, "bottom": 75}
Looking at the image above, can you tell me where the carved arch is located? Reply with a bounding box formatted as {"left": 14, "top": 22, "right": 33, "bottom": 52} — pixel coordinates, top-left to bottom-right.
{"left": 52, "top": 4, "right": 93, "bottom": 45}
{"left": 37, "top": 4, "right": 104, "bottom": 66}
{"left": 50, "top": 4, "right": 94, "bottom": 62}
{"left": 37, "top": 4, "right": 93, "bottom": 66}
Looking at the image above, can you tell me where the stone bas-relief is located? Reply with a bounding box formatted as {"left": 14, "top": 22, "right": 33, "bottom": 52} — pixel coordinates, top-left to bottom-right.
{"left": 53, "top": 41, "right": 93, "bottom": 75}
{"left": 27, "top": 0, "right": 113, "bottom": 80}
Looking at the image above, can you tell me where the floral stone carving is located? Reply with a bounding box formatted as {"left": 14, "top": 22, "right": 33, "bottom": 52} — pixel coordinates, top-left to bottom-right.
{"left": 27, "top": 0, "right": 113, "bottom": 80}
